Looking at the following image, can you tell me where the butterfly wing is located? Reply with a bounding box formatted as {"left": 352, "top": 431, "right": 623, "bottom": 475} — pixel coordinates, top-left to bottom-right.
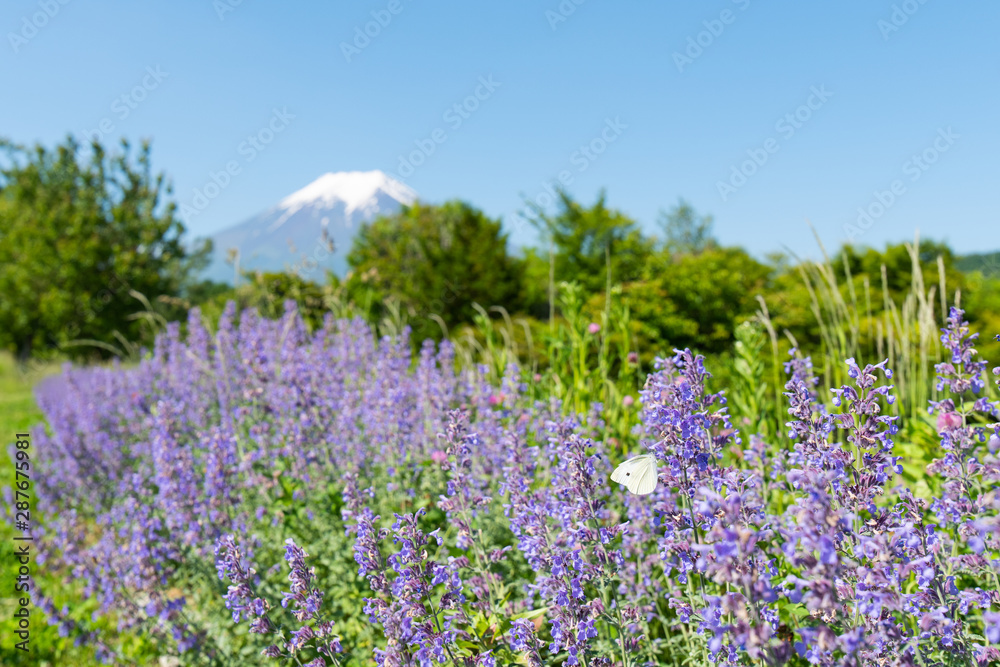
{"left": 628, "top": 459, "right": 658, "bottom": 495}
{"left": 611, "top": 455, "right": 657, "bottom": 495}
{"left": 611, "top": 455, "right": 648, "bottom": 484}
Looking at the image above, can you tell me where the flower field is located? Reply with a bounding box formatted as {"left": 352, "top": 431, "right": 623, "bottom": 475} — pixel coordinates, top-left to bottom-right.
{"left": 15, "top": 303, "right": 1000, "bottom": 666}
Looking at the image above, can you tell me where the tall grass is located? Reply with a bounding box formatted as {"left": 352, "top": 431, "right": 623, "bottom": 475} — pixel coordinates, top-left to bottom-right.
{"left": 452, "top": 282, "right": 644, "bottom": 452}
{"left": 430, "top": 234, "right": 979, "bottom": 458}
{"left": 447, "top": 233, "right": 991, "bottom": 461}
{"left": 762, "top": 233, "right": 945, "bottom": 422}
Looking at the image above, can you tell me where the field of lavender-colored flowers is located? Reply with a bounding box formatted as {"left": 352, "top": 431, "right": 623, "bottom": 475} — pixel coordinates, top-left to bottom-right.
{"left": 19, "top": 302, "right": 1000, "bottom": 666}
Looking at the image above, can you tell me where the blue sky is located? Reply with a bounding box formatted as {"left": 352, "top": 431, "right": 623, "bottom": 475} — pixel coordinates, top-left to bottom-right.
{"left": 2, "top": 0, "right": 998, "bottom": 259}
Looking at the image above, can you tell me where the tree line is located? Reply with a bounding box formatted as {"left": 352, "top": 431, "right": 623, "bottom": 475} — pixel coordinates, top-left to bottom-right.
{"left": 3, "top": 135, "right": 999, "bottom": 366}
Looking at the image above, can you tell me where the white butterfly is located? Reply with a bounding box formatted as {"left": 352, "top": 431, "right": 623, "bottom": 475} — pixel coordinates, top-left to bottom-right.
{"left": 610, "top": 454, "right": 658, "bottom": 495}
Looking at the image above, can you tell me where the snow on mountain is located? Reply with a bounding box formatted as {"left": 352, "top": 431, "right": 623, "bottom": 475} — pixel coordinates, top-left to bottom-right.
{"left": 204, "top": 171, "right": 417, "bottom": 284}
{"left": 278, "top": 171, "right": 416, "bottom": 219}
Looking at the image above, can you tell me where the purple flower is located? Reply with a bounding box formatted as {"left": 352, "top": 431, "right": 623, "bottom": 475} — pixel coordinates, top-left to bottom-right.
{"left": 25, "top": 298, "right": 1000, "bottom": 667}
{"left": 985, "top": 611, "right": 1000, "bottom": 644}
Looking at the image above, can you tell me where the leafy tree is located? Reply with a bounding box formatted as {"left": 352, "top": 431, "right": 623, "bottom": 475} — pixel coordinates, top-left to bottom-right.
{"left": 956, "top": 250, "right": 1000, "bottom": 278}
{"left": 658, "top": 199, "right": 717, "bottom": 255}
{"left": 193, "top": 271, "right": 334, "bottom": 333}
{"left": 516, "top": 247, "right": 554, "bottom": 320}
{"left": 654, "top": 247, "right": 771, "bottom": 352}
{"left": 345, "top": 200, "right": 522, "bottom": 342}
{"left": 761, "top": 239, "right": 982, "bottom": 384}
{"left": 176, "top": 279, "right": 232, "bottom": 311}
{"left": 0, "top": 136, "right": 208, "bottom": 360}
{"left": 528, "top": 190, "right": 653, "bottom": 295}
{"left": 586, "top": 280, "right": 697, "bottom": 362}
{"left": 964, "top": 272, "right": 1000, "bottom": 364}
{"left": 836, "top": 239, "right": 964, "bottom": 299}
{"left": 599, "top": 246, "right": 771, "bottom": 356}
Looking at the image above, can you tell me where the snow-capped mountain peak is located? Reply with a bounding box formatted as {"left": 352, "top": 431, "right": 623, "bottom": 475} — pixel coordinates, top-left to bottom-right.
{"left": 278, "top": 170, "right": 417, "bottom": 218}
{"left": 205, "top": 170, "right": 418, "bottom": 283}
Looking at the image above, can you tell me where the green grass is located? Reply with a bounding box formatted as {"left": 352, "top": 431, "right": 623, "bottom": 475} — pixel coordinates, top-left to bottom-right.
{"left": 0, "top": 355, "right": 55, "bottom": 430}
{"left": 0, "top": 353, "right": 103, "bottom": 667}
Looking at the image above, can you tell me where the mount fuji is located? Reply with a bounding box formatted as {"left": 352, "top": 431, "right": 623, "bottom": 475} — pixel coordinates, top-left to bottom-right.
{"left": 204, "top": 170, "right": 417, "bottom": 283}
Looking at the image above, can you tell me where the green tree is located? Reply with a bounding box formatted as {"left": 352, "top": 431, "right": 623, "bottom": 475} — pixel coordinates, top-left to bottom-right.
{"left": 762, "top": 239, "right": 971, "bottom": 360}
{"left": 345, "top": 200, "right": 522, "bottom": 342}
{"left": 837, "top": 239, "right": 964, "bottom": 299}
{"left": 658, "top": 198, "right": 717, "bottom": 256}
{"left": 0, "top": 136, "right": 208, "bottom": 360}
{"left": 516, "top": 247, "right": 554, "bottom": 320}
{"left": 956, "top": 250, "right": 1000, "bottom": 278}
{"left": 194, "top": 271, "right": 333, "bottom": 333}
{"left": 528, "top": 190, "right": 653, "bottom": 296}
{"left": 605, "top": 246, "right": 771, "bottom": 356}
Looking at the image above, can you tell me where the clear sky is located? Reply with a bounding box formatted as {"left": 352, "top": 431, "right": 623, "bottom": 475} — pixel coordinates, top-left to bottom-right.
{"left": 2, "top": 0, "right": 998, "bottom": 259}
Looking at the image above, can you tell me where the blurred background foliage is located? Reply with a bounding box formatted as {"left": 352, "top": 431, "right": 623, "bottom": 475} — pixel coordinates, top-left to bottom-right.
{"left": 3, "top": 136, "right": 1000, "bottom": 397}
